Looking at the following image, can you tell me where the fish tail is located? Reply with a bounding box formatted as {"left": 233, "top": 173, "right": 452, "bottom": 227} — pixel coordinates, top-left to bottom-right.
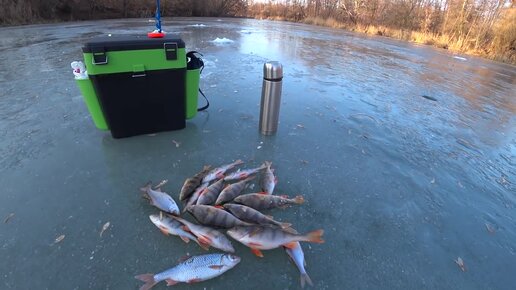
{"left": 264, "top": 161, "right": 272, "bottom": 168}
{"left": 135, "top": 273, "right": 157, "bottom": 290}
{"left": 294, "top": 195, "right": 305, "bottom": 204}
{"left": 139, "top": 182, "right": 152, "bottom": 193}
{"left": 300, "top": 272, "right": 313, "bottom": 288}
{"left": 304, "top": 229, "right": 324, "bottom": 244}
{"left": 234, "top": 159, "right": 244, "bottom": 165}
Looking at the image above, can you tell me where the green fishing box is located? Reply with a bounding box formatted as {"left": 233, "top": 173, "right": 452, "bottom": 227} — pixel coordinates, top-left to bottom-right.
{"left": 79, "top": 35, "right": 200, "bottom": 138}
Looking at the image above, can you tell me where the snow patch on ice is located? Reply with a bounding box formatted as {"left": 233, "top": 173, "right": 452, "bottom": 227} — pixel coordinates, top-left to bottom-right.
{"left": 211, "top": 37, "right": 234, "bottom": 44}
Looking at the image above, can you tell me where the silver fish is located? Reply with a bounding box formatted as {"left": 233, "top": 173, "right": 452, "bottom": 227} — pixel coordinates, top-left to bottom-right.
{"left": 215, "top": 176, "right": 254, "bottom": 205}
{"left": 285, "top": 242, "right": 313, "bottom": 288}
{"left": 187, "top": 205, "right": 253, "bottom": 228}
{"left": 202, "top": 159, "right": 244, "bottom": 183}
{"left": 140, "top": 183, "right": 180, "bottom": 215}
{"left": 148, "top": 214, "right": 207, "bottom": 250}
{"left": 196, "top": 178, "right": 225, "bottom": 205}
{"left": 223, "top": 203, "right": 291, "bottom": 229}
{"left": 260, "top": 161, "right": 277, "bottom": 194}
{"left": 179, "top": 165, "right": 211, "bottom": 201}
{"left": 233, "top": 193, "right": 304, "bottom": 210}
{"left": 227, "top": 225, "right": 324, "bottom": 257}
{"left": 135, "top": 253, "right": 240, "bottom": 290}
{"left": 184, "top": 182, "right": 209, "bottom": 212}
{"left": 223, "top": 164, "right": 266, "bottom": 182}
{"left": 172, "top": 216, "right": 235, "bottom": 253}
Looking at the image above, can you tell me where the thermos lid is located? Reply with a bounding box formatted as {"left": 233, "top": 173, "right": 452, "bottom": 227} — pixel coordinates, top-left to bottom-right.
{"left": 263, "top": 61, "right": 283, "bottom": 80}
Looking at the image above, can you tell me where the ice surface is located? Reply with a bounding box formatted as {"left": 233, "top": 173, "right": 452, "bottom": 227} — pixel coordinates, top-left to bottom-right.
{"left": 0, "top": 17, "right": 514, "bottom": 290}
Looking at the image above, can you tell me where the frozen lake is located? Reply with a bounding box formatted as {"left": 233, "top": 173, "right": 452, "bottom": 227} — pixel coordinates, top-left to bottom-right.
{"left": 0, "top": 17, "right": 515, "bottom": 289}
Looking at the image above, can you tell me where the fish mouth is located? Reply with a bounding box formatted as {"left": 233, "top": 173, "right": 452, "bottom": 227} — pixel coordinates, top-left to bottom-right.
{"left": 149, "top": 215, "right": 159, "bottom": 223}
{"left": 225, "top": 254, "right": 241, "bottom": 264}
{"left": 230, "top": 254, "right": 241, "bottom": 263}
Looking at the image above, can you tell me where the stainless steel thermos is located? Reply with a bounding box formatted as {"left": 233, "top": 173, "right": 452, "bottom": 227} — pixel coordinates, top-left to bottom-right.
{"left": 259, "top": 61, "right": 283, "bottom": 135}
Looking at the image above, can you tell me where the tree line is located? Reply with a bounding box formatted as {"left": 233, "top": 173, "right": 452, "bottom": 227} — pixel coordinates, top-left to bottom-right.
{"left": 0, "top": 0, "right": 247, "bottom": 24}
{"left": 1, "top": 0, "right": 514, "bottom": 63}
{"left": 249, "top": 0, "right": 515, "bottom": 63}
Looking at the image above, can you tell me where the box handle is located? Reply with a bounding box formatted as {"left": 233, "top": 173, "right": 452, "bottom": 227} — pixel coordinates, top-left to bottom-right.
{"left": 92, "top": 48, "right": 108, "bottom": 65}
{"left": 164, "top": 42, "right": 178, "bottom": 60}
{"left": 132, "top": 64, "right": 146, "bottom": 77}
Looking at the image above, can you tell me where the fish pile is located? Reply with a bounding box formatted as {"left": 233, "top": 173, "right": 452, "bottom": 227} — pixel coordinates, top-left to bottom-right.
{"left": 136, "top": 160, "right": 324, "bottom": 289}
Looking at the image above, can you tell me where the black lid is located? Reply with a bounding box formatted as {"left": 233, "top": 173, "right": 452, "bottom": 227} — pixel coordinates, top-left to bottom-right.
{"left": 82, "top": 35, "right": 185, "bottom": 52}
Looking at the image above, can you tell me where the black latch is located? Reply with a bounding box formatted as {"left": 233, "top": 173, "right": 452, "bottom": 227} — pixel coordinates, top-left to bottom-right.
{"left": 92, "top": 47, "right": 108, "bottom": 65}
{"left": 164, "top": 43, "right": 178, "bottom": 60}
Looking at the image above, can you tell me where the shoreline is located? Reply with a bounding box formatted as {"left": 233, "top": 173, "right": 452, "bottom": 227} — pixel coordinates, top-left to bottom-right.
{"left": 2, "top": 16, "right": 514, "bottom": 65}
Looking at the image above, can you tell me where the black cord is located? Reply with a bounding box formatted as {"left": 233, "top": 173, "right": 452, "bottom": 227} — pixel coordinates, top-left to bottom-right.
{"left": 197, "top": 88, "right": 209, "bottom": 112}
{"left": 187, "top": 51, "right": 209, "bottom": 112}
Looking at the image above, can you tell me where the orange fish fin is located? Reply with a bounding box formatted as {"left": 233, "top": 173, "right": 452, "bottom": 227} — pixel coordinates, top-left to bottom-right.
{"left": 198, "top": 241, "right": 210, "bottom": 251}
{"left": 248, "top": 242, "right": 262, "bottom": 247}
{"left": 187, "top": 278, "right": 203, "bottom": 283}
{"left": 258, "top": 191, "right": 268, "bottom": 195}
{"left": 305, "top": 229, "right": 324, "bottom": 243}
{"left": 198, "top": 235, "right": 212, "bottom": 245}
{"left": 158, "top": 226, "right": 169, "bottom": 235}
{"left": 209, "top": 265, "right": 224, "bottom": 270}
{"left": 179, "top": 235, "right": 190, "bottom": 243}
{"left": 166, "top": 278, "right": 179, "bottom": 286}
{"left": 213, "top": 205, "right": 224, "bottom": 209}
{"left": 283, "top": 242, "right": 298, "bottom": 249}
{"left": 135, "top": 273, "right": 157, "bottom": 290}
{"left": 251, "top": 248, "right": 264, "bottom": 257}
